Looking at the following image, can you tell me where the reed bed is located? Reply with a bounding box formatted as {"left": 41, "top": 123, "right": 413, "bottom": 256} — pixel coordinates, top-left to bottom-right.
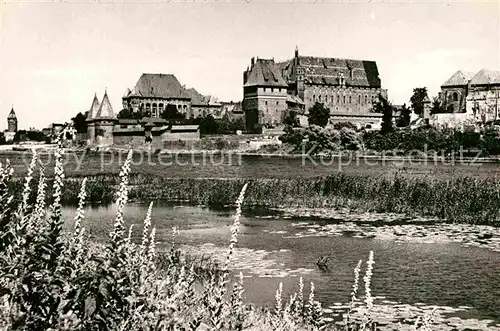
{"left": 8, "top": 171, "right": 498, "bottom": 226}
{"left": 0, "top": 147, "right": 436, "bottom": 331}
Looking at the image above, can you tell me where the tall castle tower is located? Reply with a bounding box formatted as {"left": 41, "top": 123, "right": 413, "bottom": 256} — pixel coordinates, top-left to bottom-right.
{"left": 7, "top": 107, "right": 18, "bottom": 132}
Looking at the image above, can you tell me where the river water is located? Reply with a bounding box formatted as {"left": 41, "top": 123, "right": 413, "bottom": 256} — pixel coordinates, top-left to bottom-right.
{"left": 62, "top": 203, "right": 500, "bottom": 330}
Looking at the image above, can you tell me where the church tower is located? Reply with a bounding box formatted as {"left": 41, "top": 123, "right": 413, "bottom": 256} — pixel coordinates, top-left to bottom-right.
{"left": 7, "top": 107, "right": 18, "bottom": 132}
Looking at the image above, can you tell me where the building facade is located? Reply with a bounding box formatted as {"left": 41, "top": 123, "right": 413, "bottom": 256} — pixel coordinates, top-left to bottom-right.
{"left": 122, "top": 73, "right": 223, "bottom": 119}
{"left": 439, "top": 69, "right": 500, "bottom": 123}
{"left": 243, "top": 48, "right": 386, "bottom": 130}
{"left": 243, "top": 58, "right": 289, "bottom": 129}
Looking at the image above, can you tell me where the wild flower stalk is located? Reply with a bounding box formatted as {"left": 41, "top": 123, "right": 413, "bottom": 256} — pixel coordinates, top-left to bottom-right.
{"left": 345, "top": 259, "right": 363, "bottom": 330}
{"left": 275, "top": 282, "right": 283, "bottom": 315}
{"left": 147, "top": 227, "right": 156, "bottom": 273}
{"left": 297, "top": 276, "right": 304, "bottom": 313}
{"left": 360, "top": 250, "right": 375, "bottom": 330}
{"left": 33, "top": 163, "right": 47, "bottom": 222}
{"left": 110, "top": 149, "right": 133, "bottom": 246}
{"left": 21, "top": 149, "right": 37, "bottom": 215}
{"left": 73, "top": 177, "right": 87, "bottom": 238}
{"left": 140, "top": 201, "right": 153, "bottom": 257}
{"left": 223, "top": 183, "right": 248, "bottom": 273}
{"left": 50, "top": 141, "right": 65, "bottom": 222}
{"left": 363, "top": 251, "right": 374, "bottom": 310}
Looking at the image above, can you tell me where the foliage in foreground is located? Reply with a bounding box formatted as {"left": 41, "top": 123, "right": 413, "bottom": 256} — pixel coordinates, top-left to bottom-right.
{"left": 0, "top": 146, "right": 435, "bottom": 331}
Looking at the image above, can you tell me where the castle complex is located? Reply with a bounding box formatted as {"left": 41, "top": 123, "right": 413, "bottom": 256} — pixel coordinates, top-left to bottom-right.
{"left": 243, "top": 47, "right": 386, "bottom": 129}
{"left": 439, "top": 69, "right": 500, "bottom": 122}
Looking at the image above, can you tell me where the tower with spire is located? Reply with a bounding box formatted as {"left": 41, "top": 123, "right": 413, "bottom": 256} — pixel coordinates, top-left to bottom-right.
{"left": 86, "top": 90, "right": 117, "bottom": 145}
{"left": 7, "top": 106, "right": 18, "bottom": 133}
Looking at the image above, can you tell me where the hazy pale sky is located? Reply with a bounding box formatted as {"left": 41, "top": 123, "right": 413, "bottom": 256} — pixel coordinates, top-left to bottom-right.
{"left": 0, "top": 1, "right": 499, "bottom": 130}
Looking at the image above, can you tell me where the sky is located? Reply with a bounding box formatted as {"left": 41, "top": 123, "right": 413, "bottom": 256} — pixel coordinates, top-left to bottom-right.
{"left": 0, "top": 1, "right": 499, "bottom": 130}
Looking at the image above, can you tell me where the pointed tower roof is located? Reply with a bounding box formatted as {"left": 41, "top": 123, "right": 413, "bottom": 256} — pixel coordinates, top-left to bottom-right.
{"left": 95, "top": 90, "right": 116, "bottom": 119}
{"left": 7, "top": 107, "right": 17, "bottom": 119}
{"left": 441, "top": 70, "right": 475, "bottom": 87}
{"left": 87, "top": 93, "right": 100, "bottom": 120}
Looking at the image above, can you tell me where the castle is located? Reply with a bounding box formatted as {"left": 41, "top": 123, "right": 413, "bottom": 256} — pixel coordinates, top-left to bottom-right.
{"left": 4, "top": 107, "right": 18, "bottom": 142}
{"left": 243, "top": 47, "right": 387, "bottom": 129}
{"left": 86, "top": 90, "right": 200, "bottom": 149}
{"left": 439, "top": 69, "right": 500, "bottom": 122}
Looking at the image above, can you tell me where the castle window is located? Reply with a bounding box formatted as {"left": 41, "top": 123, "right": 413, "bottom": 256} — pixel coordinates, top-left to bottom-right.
{"left": 271, "top": 88, "right": 274, "bottom": 92}
{"left": 358, "top": 95, "right": 361, "bottom": 104}
{"left": 331, "top": 96, "right": 334, "bottom": 103}
{"left": 276, "top": 101, "right": 279, "bottom": 105}
{"left": 337, "top": 95, "right": 340, "bottom": 104}
{"left": 265, "top": 101, "right": 268, "bottom": 105}
{"left": 365, "top": 95, "right": 368, "bottom": 104}
{"left": 349, "top": 95, "right": 352, "bottom": 104}
{"left": 343, "top": 95, "right": 346, "bottom": 104}
{"left": 313, "top": 94, "right": 316, "bottom": 102}
{"left": 319, "top": 95, "right": 322, "bottom": 102}
{"left": 152, "top": 104, "right": 157, "bottom": 117}
{"left": 264, "top": 88, "right": 267, "bottom": 92}
{"left": 453, "top": 92, "right": 458, "bottom": 102}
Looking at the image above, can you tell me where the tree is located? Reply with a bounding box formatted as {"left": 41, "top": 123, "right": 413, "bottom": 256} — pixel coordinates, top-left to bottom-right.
{"left": 117, "top": 108, "right": 142, "bottom": 120}
{"left": 410, "top": 87, "right": 428, "bottom": 115}
{"left": 431, "top": 97, "right": 445, "bottom": 114}
{"left": 284, "top": 111, "right": 299, "bottom": 127}
{"left": 161, "top": 104, "right": 185, "bottom": 122}
{"left": 396, "top": 103, "right": 411, "bottom": 127}
{"left": 373, "top": 95, "right": 394, "bottom": 134}
{"left": 196, "top": 115, "right": 218, "bottom": 134}
{"left": 307, "top": 102, "right": 330, "bottom": 127}
{"left": 0, "top": 132, "right": 5, "bottom": 145}
{"left": 71, "top": 112, "right": 88, "bottom": 133}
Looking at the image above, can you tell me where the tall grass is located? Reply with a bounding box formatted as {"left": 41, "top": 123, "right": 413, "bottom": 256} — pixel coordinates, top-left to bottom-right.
{"left": 9, "top": 172, "right": 497, "bottom": 225}
{"left": 0, "top": 146, "right": 432, "bottom": 331}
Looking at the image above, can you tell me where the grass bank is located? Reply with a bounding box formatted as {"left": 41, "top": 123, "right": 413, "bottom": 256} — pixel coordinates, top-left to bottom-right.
{"left": 10, "top": 172, "right": 500, "bottom": 226}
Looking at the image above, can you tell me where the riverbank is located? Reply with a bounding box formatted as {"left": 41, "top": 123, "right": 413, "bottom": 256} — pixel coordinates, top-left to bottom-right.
{"left": 11, "top": 173, "right": 500, "bottom": 226}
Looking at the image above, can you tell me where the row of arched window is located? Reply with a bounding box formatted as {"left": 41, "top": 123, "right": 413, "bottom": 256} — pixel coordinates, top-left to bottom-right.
{"left": 311, "top": 93, "right": 376, "bottom": 105}
{"left": 142, "top": 102, "right": 188, "bottom": 117}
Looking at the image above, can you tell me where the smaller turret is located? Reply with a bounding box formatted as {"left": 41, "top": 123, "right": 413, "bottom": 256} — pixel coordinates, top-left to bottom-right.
{"left": 7, "top": 106, "right": 18, "bottom": 133}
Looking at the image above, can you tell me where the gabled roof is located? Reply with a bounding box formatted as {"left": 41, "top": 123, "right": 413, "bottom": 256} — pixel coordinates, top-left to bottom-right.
{"left": 7, "top": 107, "right": 16, "bottom": 119}
{"left": 470, "top": 69, "right": 500, "bottom": 85}
{"left": 87, "top": 93, "right": 100, "bottom": 120}
{"left": 129, "top": 73, "right": 191, "bottom": 99}
{"left": 441, "top": 70, "right": 475, "bottom": 87}
{"left": 95, "top": 91, "right": 115, "bottom": 119}
{"left": 244, "top": 59, "right": 288, "bottom": 87}
{"left": 185, "top": 88, "right": 206, "bottom": 106}
{"left": 293, "top": 56, "right": 381, "bottom": 88}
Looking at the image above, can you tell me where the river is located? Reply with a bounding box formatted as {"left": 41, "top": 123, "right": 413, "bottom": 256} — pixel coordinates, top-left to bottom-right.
{"left": 61, "top": 202, "right": 500, "bottom": 330}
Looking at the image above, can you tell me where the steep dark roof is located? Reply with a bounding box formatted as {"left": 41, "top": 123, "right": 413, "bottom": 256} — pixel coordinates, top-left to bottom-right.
{"left": 87, "top": 94, "right": 100, "bottom": 120}
{"left": 441, "top": 70, "right": 475, "bottom": 87}
{"left": 297, "top": 56, "right": 381, "bottom": 88}
{"left": 7, "top": 107, "right": 16, "bottom": 119}
{"left": 95, "top": 91, "right": 116, "bottom": 119}
{"left": 244, "top": 59, "right": 288, "bottom": 87}
{"left": 131, "top": 73, "right": 191, "bottom": 99}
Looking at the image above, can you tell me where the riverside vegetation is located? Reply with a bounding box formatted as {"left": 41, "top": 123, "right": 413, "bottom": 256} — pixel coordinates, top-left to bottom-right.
{"left": 8, "top": 172, "right": 500, "bottom": 226}
{"left": 0, "top": 146, "right": 437, "bottom": 330}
